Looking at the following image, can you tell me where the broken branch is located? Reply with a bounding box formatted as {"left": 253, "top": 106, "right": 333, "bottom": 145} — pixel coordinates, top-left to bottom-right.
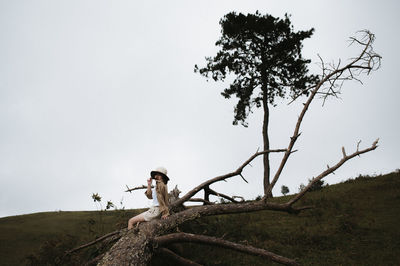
{"left": 66, "top": 230, "right": 122, "bottom": 255}
{"left": 154, "top": 232, "right": 299, "bottom": 265}
{"left": 171, "top": 149, "right": 286, "bottom": 208}
{"left": 125, "top": 185, "right": 153, "bottom": 193}
{"left": 156, "top": 247, "right": 202, "bottom": 266}
{"left": 188, "top": 198, "right": 214, "bottom": 205}
{"left": 266, "top": 30, "right": 381, "bottom": 197}
{"left": 208, "top": 188, "right": 238, "bottom": 203}
{"left": 288, "top": 139, "right": 379, "bottom": 206}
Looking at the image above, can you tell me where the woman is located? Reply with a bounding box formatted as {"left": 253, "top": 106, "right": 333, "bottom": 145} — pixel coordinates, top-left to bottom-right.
{"left": 127, "top": 167, "right": 170, "bottom": 230}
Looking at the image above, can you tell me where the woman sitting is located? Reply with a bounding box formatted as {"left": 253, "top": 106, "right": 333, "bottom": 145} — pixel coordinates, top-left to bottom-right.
{"left": 127, "top": 167, "right": 170, "bottom": 229}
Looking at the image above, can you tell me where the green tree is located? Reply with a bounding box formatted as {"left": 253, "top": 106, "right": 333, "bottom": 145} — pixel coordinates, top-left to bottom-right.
{"left": 195, "top": 11, "right": 318, "bottom": 197}
{"left": 281, "top": 185, "right": 289, "bottom": 196}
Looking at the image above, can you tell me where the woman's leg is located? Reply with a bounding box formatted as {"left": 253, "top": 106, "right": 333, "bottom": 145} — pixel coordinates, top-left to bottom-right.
{"left": 127, "top": 212, "right": 146, "bottom": 230}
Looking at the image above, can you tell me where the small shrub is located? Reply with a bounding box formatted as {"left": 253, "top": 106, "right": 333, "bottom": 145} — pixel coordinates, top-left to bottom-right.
{"left": 219, "top": 198, "right": 228, "bottom": 204}
{"left": 25, "top": 235, "right": 82, "bottom": 266}
{"left": 337, "top": 215, "right": 359, "bottom": 234}
{"left": 298, "top": 183, "right": 306, "bottom": 192}
{"left": 309, "top": 179, "right": 325, "bottom": 192}
{"left": 281, "top": 185, "right": 290, "bottom": 196}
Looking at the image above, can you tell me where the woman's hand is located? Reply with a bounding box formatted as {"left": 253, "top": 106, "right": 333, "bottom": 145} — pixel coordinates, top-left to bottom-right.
{"left": 161, "top": 214, "right": 169, "bottom": 219}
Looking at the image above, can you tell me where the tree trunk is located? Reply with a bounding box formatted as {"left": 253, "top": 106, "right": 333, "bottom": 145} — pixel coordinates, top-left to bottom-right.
{"left": 98, "top": 201, "right": 291, "bottom": 265}
{"left": 263, "top": 93, "right": 272, "bottom": 197}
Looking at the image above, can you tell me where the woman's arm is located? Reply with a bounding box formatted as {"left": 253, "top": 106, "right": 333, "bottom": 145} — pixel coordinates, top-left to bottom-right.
{"left": 145, "top": 178, "right": 153, "bottom": 199}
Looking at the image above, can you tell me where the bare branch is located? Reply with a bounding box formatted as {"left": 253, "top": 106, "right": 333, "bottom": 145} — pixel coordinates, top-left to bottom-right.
{"left": 265, "top": 30, "right": 381, "bottom": 197}
{"left": 66, "top": 230, "right": 122, "bottom": 255}
{"left": 125, "top": 185, "right": 153, "bottom": 193}
{"left": 208, "top": 188, "right": 238, "bottom": 203}
{"left": 156, "top": 247, "right": 202, "bottom": 266}
{"left": 287, "top": 84, "right": 316, "bottom": 105}
{"left": 239, "top": 173, "right": 249, "bottom": 183}
{"left": 171, "top": 149, "right": 286, "bottom": 208}
{"left": 154, "top": 232, "right": 299, "bottom": 266}
{"left": 288, "top": 139, "right": 379, "bottom": 206}
{"left": 319, "top": 30, "right": 381, "bottom": 100}
{"left": 85, "top": 253, "right": 107, "bottom": 266}
{"left": 290, "top": 205, "right": 315, "bottom": 213}
{"left": 188, "top": 198, "right": 215, "bottom": 205}
{"left": 341, "top": 147, "right": 347, "bottom": 158}
{"left": 232, "top": 196, "right": 245, "bottom": 202}
{"left": 372, "top": 138, "right": 379, "bottom": 147}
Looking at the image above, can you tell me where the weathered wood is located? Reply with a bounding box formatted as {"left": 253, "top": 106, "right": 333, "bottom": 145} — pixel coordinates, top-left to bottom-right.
{"left": 172, "top": 149, "right": 287, "bottom": 209}
{"left": 67, "top": 230, "right": 121, "bottom": 254}
{"left": 155, "top": 232, "right": 299, "bottom": 265}
{"left": 98, "top": 200, "right": 292, "bottom": 265}
{"left": 125, "top": 185, "right": 154, "bottom": 193}
{"left": 156, "top": 248, "right": 202, "bottom": 266}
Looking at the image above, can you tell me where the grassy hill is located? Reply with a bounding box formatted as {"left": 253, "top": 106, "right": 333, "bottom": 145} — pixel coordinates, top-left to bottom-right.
{"left": 1, "top": 171, "right": 399, "bottom": 265}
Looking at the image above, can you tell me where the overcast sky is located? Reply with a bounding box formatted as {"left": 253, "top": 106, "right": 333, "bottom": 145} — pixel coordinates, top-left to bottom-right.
{"left": 0, "top": 0, "right": 399, "bottom": 218}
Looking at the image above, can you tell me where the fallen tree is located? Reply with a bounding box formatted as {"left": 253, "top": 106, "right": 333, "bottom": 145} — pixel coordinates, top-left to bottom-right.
{"left": 68, "top": 30, "right": 381, "bottom": 266}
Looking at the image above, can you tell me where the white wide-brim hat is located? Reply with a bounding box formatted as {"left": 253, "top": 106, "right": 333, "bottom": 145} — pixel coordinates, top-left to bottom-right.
{"left": 150, "top": 167, "right": 170, "bottom": 182}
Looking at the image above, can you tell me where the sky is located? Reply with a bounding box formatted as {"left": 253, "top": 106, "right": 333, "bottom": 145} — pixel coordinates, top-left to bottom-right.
{"left": 0, "top": 0, "right": 399, "bottom": 218}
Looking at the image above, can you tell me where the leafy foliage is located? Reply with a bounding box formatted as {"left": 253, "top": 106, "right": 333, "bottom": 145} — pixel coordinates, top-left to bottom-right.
{"left": 281, "top": 185, "right": 290, "bottom": 195}
{"left": 106, "top": 201, "right": 115, "bottom": 210}
{"left": 25, "top": 235, "right": 82, "bottom": 266}
{"left": 309, "top": 179, "right": 326, "bottom": 192}
{"left": 298, "top": 179, "right": 326, "bottom": 193}
{"left": 91, "top": 193, "right": 101, "bottom": 202}
{"left": 195, "top": 11, "right": 318, "bottom": 126}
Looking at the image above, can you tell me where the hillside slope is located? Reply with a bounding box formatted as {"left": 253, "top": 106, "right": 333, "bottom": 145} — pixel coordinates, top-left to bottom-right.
{"left": 171, "top": 171, "right": 400, "bottom": 265}
{"left": 0, "top": 171, "right": 399, "bottom": 265}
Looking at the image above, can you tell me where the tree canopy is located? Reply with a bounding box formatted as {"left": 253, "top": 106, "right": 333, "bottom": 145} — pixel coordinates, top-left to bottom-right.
{"left": 195, "top": 11, "right": 318, "bottom": 126}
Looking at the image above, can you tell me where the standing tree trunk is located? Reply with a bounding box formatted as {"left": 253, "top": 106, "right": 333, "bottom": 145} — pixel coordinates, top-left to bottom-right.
{"left": 263, "top": 87, "right": 272, "bottom": 197}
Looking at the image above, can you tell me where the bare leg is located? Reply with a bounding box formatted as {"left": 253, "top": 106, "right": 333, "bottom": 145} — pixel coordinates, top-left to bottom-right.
{"left": 128, "top": 212, "right": 146, "bottom": 230}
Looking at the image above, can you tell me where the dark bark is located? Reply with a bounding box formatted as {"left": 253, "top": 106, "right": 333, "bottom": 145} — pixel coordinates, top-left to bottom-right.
{"left": 156, "top": 248, "right": 202, "bottom": 266}
{"left": 155, "top": 232, "right": 299, "bottom": 265}
{"left": 208, "top": 187, "right": 238, "bottom": 203}
{"left": 262, "top": 95, "right": 272, "bottom": 197}
{"left": 67, "top": 230, "right": 121, "bottom": 254}
{"left": 171, "top": 149, "right": 286, "bottom": 210}
{"left": 189, "top": 198, "right": 214, "bottom": 205}
{"left": 204, "top": 185, "right": 210, "bottom": 205}
{"left": 260, "top": 45, "right": 272, "bottom": 198}
{"left": 98, "top": 200, "right": 294, "bottom": 265}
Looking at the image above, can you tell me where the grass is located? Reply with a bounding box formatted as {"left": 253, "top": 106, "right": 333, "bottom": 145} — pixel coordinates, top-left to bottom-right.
{"left": 154, "top": 171, "right": 400, "bottom": 265}
{"left": 0, "top": 171, "right": 399, "bottom": 265}
{"left": 0, "top": 209, "right": 140, "bottom": 265}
